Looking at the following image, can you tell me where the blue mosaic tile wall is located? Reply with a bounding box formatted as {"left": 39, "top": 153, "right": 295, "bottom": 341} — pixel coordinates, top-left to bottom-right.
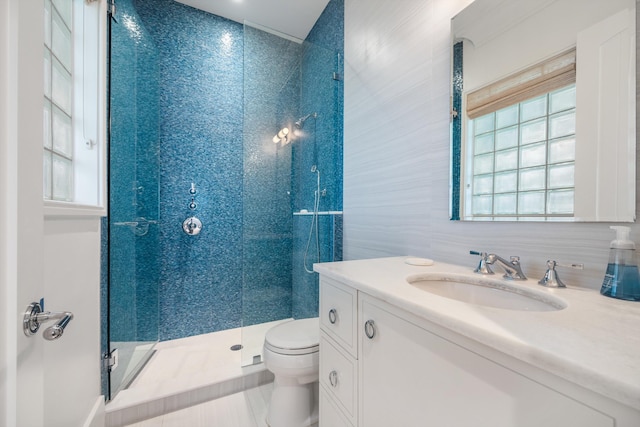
{"left": 293, "top": 0, "right": 344, "bottom": 215}
{"left": 106, "top": 0, "right": 344, "bottom": 343}
{"left": 100, "top": 217, "right": 108, "bottom": 398}
{"left": 291, "top": 0, "right": 345, "bottom": 319}
{"left": 451, "top": 41, "right": 463, "bottom": 221}
{"left": 108, "top": 0, "right": 160, "bottom": 343}
{"left": 134, "top": 0, "right": 245, "bottom": 341}
{"left": 242, "top": 26, "right": 302, "bottom": 326}
{"left": 109, "top": 0, "right": 138, "bottom": 344}
{"left": 292, "top": 213, "right": 343, "bottom": 319}
{"left": 243, "top": 0, "right": 344, "bottom": 323}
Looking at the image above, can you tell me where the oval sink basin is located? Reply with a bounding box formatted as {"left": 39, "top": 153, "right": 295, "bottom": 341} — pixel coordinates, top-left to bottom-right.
{"left": 406, "top": 274, "right": 567, "bottom": 312}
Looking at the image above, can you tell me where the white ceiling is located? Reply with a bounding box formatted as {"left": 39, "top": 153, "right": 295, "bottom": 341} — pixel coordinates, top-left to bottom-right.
{"left": 175, "top": 0, "right": 331, "bottom": 41}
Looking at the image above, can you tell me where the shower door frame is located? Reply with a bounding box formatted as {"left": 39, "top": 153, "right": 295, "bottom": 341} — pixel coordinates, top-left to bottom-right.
{"left": 105, "top": 0, "right": 161, "bottom": 400}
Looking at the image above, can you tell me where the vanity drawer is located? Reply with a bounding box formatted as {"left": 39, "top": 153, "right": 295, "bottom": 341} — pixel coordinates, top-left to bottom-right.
{"left": 320, "top": 333, "right": 357, "bottom": 425}
{"left": 320, "top": 277, "right": 358, "bottom": 357}
{"left": 320, "top": 387, "right": 354, "bottom": 427}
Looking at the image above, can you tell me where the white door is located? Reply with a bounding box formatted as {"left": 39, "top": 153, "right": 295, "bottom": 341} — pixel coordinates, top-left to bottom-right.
{"left": 1, "top": 1, "right": 104, "bottom": 426}
{"left": 1, "top": 0, "right": 47, "bottom": 425}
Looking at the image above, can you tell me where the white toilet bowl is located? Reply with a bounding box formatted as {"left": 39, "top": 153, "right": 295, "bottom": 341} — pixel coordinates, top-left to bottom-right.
{"left": 263, "top": 317, "right": 320, "bottom": 427}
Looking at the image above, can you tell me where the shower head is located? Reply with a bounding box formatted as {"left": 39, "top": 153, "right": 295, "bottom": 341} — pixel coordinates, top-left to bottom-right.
{"left": 311, "top": 165, "right": 318, "bottom": 173}
{"left": 294, "top": 112, "right": 317, "bottom": 129}
{"left": 294, "top": 115, "right": 309, "bottom": 129}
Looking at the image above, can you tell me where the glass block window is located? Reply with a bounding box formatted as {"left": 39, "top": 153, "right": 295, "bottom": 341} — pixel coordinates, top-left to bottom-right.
{"left": 467, "top": 84, "right": 576, "bottom": 219}
{"left": 44, "top": 0, "right": 74, "bottom": 201}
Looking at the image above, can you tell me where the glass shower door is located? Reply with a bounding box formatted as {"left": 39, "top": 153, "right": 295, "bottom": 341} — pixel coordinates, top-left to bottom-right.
{"left": 240, "top": 22, "right": 343, "bottom": 366}
{"left": 107, "top": 0, "right": 160, "bottom": 399}
{"left": 108, "top": 210, "right": 159, "bottom": 397}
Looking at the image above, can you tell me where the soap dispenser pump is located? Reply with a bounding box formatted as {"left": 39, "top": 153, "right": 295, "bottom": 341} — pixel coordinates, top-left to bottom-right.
{"left": 600, "top": 226, "right": 640, "bottom": 301}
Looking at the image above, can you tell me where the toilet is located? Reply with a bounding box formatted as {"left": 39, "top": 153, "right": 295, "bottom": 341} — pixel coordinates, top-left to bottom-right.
{"left": 263, "top": 317, "right": 320, "bottom": 427}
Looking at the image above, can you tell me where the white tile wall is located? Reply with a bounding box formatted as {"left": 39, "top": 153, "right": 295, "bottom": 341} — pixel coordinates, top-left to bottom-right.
{"left": 343, "top": 0, "right": 640, "bottom": 290}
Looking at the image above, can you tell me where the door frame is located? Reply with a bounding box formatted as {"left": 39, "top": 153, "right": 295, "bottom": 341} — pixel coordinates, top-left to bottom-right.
{"left": 1, "top": 0, "right": 47, "bottom": 426}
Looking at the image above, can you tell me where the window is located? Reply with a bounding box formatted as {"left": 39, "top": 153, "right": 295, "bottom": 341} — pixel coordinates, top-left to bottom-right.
{"left": 465, "top": 85, "right": 576, "bottom": 220}
{"left": 462, "top": 49, "right": 577, "bottom": 221}
{"left": 43, "top": 0, "right": 105, "bottom": 212}
{"left": 44, "top": 0, "right": 73, "bottom": 201}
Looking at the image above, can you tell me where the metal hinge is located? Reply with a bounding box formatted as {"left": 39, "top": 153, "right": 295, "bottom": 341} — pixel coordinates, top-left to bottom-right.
{"left": 107, "top": 0, "right": 117, "bottom": 19}
{"left": 103, "top": 348, "right": 119, "bottom": 372}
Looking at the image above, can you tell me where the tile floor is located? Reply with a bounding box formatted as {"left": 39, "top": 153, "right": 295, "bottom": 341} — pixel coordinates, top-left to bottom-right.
{"left": 123, "top": 383, "right": 273, "bottom": 427}
{"left": 107, "top": 320, "right": 290, "bottom": 427}
{"left": 128, "top": 319, "right": 288, "bottom": 391}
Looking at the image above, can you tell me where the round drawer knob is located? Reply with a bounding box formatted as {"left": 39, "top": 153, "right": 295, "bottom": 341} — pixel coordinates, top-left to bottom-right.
{"left": 328, "top": 308, "right": 337, "bottom": 324}
{"left": 364, "top": 319, "right": 376, "bottom": 339}
{"left": 329, "top": 370, "right": 338, "bottom": 387}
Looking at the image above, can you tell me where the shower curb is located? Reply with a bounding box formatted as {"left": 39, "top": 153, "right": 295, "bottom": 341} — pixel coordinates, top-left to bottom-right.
{"left": 105, "top": 365, "right": 274, "bottom": 427}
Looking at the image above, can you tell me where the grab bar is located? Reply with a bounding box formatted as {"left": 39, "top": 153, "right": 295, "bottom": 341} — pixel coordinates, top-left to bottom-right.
{"left": 113, "top": 221, "right": 138, "bottom": 226}
{"left": 113, "top": 217, "right": 157, "bottom": 236}
{"left": 113, "top": 218, "right": 158, "bottom": 227}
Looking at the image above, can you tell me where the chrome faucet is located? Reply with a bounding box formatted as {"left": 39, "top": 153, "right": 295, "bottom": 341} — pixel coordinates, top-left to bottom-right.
{"left": 538, "top": 260, "right": 584, "bottom": 288}
{"left": 469, "top": 251, "right": 494, "bottom": 275}
{"left": 485, "top": 253, "right": 527, "bottom": 280}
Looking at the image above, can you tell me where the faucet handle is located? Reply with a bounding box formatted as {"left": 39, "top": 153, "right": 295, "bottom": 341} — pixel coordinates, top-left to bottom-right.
{"left": 470, "top": 251, "right": 494, "bottom": 275}
{"left": 510, "top": 256, "right": 520, "bottom": 263}
{"left": 538, "top": 260, "right": 564, "bottom": 288}
{"left": 538, "top": 260, "right": 584, "bottom": 288}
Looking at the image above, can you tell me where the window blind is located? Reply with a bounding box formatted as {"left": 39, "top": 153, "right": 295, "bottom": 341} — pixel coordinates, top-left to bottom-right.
{"left": 466, "top": 48, "right": 576, "bottom": 119}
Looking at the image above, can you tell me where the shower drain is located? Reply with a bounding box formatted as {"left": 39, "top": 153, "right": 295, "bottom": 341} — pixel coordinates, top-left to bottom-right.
{"left": 230, "top": 344, "right": 243, "bottom": 351}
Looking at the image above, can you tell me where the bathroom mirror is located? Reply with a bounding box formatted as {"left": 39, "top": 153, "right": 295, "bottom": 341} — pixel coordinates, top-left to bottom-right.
{"left": 451, "top": 0, "right": 636, "bottom": 222}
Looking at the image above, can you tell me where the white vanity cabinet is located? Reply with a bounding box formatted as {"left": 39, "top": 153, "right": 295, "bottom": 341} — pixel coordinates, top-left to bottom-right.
{"left": 359, "top": 294, "right": 613, "bottom": 427}
{"left": 318, "top": 275, "right": 640, "bottom": 427}
{"left": 319, "top": 277, "right": 358, "bottom": 427}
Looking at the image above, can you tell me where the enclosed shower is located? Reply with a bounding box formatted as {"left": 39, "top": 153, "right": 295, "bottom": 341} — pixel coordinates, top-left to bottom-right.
{"left": 103, "top": 0, "right": 343, "bottom": 400}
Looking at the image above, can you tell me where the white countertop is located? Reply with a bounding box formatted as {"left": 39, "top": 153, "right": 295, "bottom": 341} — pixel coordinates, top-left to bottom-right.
{"left": 314, "top": 256, "right": 640, "bottom": 410}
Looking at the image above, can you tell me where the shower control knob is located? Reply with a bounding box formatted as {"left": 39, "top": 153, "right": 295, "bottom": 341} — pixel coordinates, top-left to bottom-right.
{"left": 182, "top": 216, "right": 203, "bottom": 236}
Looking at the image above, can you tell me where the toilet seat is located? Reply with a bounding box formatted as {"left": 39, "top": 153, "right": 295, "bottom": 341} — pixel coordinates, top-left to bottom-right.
{"left": 264, "top": 317, "right": 319, "bottom": 355}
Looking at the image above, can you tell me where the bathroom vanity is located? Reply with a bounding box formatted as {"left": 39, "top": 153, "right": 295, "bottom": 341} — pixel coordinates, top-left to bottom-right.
{"left": 315, "top": 257, "right": 640, "bottom": 427}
